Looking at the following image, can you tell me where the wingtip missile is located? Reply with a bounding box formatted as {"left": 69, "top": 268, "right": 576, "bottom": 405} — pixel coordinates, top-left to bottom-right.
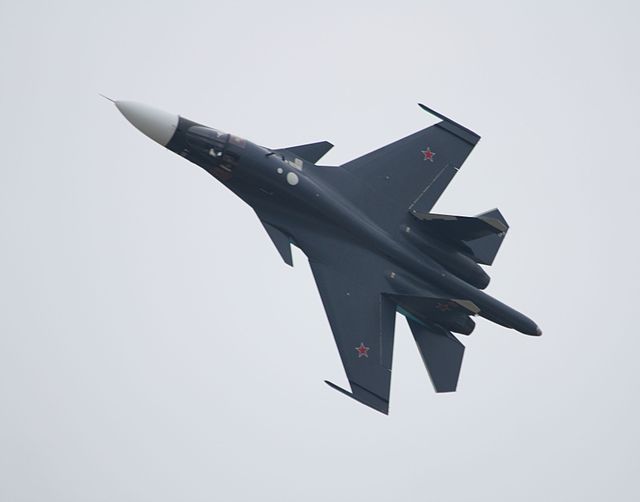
{"left": 324, "top": 381, "right": 389, "bottom": 415}
{"left": 417, "top": 103, "right": 480, "bottom": 145}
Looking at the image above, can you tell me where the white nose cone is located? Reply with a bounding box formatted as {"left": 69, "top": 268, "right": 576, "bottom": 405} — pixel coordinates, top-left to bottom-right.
{"left": 115, "top": 100, "right": 179, "bottom": 146}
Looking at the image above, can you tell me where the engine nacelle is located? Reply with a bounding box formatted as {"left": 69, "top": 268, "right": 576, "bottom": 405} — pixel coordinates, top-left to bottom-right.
{"left": 439, "top": 314, "right": 476, "bottom": 335}
{"left": 402, "top": 225, "right": 490, "bottom": 289}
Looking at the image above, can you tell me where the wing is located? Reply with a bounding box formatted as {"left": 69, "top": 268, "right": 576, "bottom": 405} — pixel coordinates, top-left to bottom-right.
{"left": 252, "top": 202, "right": 400, "bottom": 413}
{"left": 250, "top": 201, "right": 471, "bottom": 413}
{"left": 310, "top": 258, "right": 397, "bottom": 414}
{"left": 341, "top": 105, "right": 480, "bottom": 216}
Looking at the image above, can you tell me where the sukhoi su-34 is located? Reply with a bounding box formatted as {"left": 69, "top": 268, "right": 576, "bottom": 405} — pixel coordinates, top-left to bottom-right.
{"left": 111, "top": 99, "right": 541, "bottom": 414}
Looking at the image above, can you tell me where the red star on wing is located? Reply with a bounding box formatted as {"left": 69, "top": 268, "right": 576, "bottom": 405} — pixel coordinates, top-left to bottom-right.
{"left": 421, "top": 147, "right": 435, "bottom": 162}
{"left": 435, "top": 302, "right": 453, "bottom": 312}
{"left": 355, "top": 342, "right": 370, "bottom": 358}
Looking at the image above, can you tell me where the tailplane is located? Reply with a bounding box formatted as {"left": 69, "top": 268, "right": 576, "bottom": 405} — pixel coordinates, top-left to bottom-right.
{"left": 411, "top": 208, "right": 509, "bottom": 265}
{"left": 406, "top": 318, "right": 465, "bottom": 393}
{"left": 390, "top": 293, "right": 471, "bottom": 392}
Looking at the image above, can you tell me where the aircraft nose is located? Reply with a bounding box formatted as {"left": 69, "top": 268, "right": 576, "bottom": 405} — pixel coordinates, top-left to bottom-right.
{"left": 114, "top": 100, "right": 179, "bottom": 146}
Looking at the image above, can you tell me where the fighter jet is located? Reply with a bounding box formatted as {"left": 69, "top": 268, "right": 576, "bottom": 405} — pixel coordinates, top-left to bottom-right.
{"left": 111, "top": 99, "right": 541, "bottom": 414}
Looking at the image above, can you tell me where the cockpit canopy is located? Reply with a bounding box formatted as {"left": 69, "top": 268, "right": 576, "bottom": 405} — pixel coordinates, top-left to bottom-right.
{"left": 184, "top": 125, "right": 240, "bottom": 179}
{"left": 186, "top": 125, "right": 229, "bottom": 156}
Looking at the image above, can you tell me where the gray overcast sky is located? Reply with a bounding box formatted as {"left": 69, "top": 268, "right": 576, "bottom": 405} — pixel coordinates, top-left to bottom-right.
{"left": 1, "top": 1, "right": 639, "bottom": 500}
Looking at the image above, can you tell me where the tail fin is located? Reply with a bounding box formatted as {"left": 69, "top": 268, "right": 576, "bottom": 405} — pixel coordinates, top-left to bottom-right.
{"left": 411, "top": 208, "right": 509, "bottom": 265}
{"left": 406, "top": 318, "right": 465, "bottom": 393}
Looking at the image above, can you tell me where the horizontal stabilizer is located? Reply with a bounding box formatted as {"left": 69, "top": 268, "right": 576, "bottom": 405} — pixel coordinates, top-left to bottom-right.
{"left": 411, "top": 208, "right": 509, "bottom": 265}
{"left": 407, "top": 318, "right": 465, "bottom": 393}
{"left": 278, "top": 141, "right": 334, "bottom": 164}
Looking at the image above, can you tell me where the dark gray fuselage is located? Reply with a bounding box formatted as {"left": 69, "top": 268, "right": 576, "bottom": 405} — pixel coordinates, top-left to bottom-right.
{"left": 166, "top": 117, "right": 539, "bottom": 336}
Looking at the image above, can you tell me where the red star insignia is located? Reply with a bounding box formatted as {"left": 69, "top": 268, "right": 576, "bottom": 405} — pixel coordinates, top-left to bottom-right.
{"left": 435, "top": 302, "right": 452, "bottom": 312}
{"left": 355, "top": 342, "right": 370, "bottom": 358}
{"left": 421, "top": 147, "right": 435, "bottom": 162}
